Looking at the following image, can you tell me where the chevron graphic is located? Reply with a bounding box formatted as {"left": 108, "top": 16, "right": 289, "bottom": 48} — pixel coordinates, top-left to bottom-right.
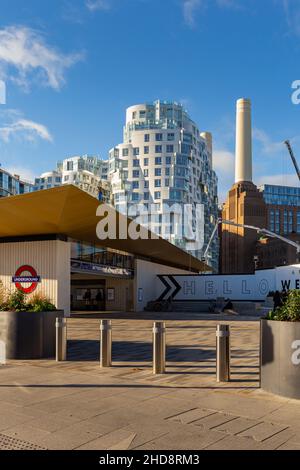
{"left": 157, "top": 275, "right": 182, "bottom": 301}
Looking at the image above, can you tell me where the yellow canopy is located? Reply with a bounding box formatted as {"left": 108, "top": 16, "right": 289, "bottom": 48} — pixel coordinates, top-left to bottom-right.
{"left": 0, "top": 185, "right": 208, "bottom": 272}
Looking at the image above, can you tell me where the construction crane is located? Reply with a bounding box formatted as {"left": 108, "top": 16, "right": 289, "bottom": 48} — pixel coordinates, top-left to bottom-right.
{"left": 284, "top": 140, "right": 300, "bottom": 182}
{"left": 203, "top": 218, "right": 300, "bottom": 262}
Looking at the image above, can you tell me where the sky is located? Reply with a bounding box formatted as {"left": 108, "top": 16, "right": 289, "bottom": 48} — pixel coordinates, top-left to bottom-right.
{"left": 0, "top": 0, "right": 300, "bottom": 202}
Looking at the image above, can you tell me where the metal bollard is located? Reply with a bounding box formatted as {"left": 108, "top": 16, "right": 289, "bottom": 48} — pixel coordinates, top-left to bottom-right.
{"left": 100, "top": 320, "right": 112, "bottom": 368}
{"left": 216, "top": 324, "right": 230, "bottom": 382}
{"left": 56, "top": 317, "right": 67, "bottom": 362}
{"left": 153, "top": 321, "right": 166, "bottom": 374}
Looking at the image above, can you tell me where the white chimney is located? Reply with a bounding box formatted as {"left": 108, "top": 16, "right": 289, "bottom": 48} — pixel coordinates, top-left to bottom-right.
{"left": 235, "top": 98, "right": 252, "bottom": 183}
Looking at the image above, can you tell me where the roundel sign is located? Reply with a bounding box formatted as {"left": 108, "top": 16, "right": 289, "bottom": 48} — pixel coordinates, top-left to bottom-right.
{"left": 12, "top": 265, "right": 41, "bottom": 294}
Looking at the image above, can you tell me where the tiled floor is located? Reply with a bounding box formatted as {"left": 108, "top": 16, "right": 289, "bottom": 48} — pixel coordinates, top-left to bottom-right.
{"left": 0, "top": 312, "right": 299, "bottom": 450}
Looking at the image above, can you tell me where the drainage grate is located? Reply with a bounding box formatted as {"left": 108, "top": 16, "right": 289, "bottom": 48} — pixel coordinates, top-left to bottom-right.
{"left": 0, "top": 433, "right": 47, "bottom": 450}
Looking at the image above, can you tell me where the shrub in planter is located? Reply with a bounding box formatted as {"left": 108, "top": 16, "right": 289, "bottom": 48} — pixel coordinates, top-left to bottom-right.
{"left": 0, "top": 288, "right": 56, "bottom": 313}
{"left": 0, "top": 286, "right": 63, "bottom": 359}
{"left": 26, "top": 292, "right": 56, "bottom": 313}
{"left": 261, "top": 289, "right": 300, "bottom": 399}
{"left": 266, "top": 290, "right": 300, "bottom": 322}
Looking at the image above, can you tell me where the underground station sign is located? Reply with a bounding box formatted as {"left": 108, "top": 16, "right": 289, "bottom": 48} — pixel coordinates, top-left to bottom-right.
{"left": 12, "top": 265, "right": 41, "bottom": 294}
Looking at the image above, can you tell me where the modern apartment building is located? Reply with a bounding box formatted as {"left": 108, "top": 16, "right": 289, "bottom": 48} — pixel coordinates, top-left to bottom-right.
{"left": 0, "top": 166, "right": 33, "bottom": 197}
{"left": 254, "top": 184, "right": 300, "bottom": 269}
{"left": 109, "top": 100, "right": 219, "bottom": 270}
{"left": 259, "top": 184, "right": 300, "bottom": 235}
{"left": 34, "top": 155, "right": 110, "bottom": 201}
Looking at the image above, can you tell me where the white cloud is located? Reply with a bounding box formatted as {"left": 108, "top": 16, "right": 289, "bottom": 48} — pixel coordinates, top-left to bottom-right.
{"left": 255, "top": 173, "right": 300, "bottom": 187}
{"left": 183, "top": 0, "right": 203, "bottom": 27}
{"left": 182, "top": 0, "right": 241, "bottom": 28}
{"left": 281, "top": 0, "right": 300, "bottom": 36}
{"left": 0, "top": 115, "right": 53, "bottom": 143}
{"left": 213, "top": 148, "right": 235, "bottom": 175}
{"left": 213, "top": 148, "right": 235, "bottom": 203}
{"left": 5, "top": 166, "right": 36, "bottom": 183}
{"left": 253, "top": 128, "right": 284, "bottom": 154}
{"left": 0, "top": 26, "right": 82, "bottom": 90}
{"left": 86, "top": 0, "right": 112, "bottom": 11}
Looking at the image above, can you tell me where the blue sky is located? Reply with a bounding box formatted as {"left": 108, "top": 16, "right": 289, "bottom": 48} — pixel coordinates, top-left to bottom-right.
{"left": 0, "top": 0, "right": 300, "bottom": 201}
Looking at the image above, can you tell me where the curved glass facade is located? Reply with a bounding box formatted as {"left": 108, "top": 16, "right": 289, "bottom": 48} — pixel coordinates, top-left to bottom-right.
{"left": 0, "top": 168, "right": 33, "bottom": 197}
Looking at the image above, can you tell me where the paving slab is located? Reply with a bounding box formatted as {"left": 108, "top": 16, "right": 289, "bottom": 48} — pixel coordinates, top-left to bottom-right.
{"left": 2, "top": 423, "right": 51, "bottom": 446}
{"left": 131, "top": 396, "right": 197, "bottom": 419}
{"left": 76, "top": 428, "right": 137, "bottom": 450}
{"left": 238, "top": 422, "right": 289, "bottom": 442}
{"left": 134, "top": 427, "right": 226, "bottom": 450}
{"left": 37, "top": 422, "right": 106, "bottom": 450}
{"left": 0, "top": 409, "right": 36, "bottom": 432}
{"left": 215, "top": 416, "right": 261, "bottom": 435}
{"left": 192, "top": 412, "right": 238, "bottom": 430}
{"left": 205, "top": 434, "right": 268, "bottom": 450}
{"left": 168, "top": 408, "right": 216, "bottom": 424}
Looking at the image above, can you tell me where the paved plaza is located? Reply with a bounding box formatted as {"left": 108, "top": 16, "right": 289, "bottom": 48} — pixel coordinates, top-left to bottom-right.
{"left": 0, "top": 312, "right": 300, "bottom": 450}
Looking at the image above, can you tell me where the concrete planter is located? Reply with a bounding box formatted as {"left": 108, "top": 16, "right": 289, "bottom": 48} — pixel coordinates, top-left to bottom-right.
{"left": 261, "top": 319, "right": 300, "bottom": 399}
{"left": 0, "top": 310, "right": 64, "bottom": 360}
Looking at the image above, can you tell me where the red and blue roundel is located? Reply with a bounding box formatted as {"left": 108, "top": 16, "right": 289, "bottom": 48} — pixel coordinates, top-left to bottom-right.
{"left": 12, "top": 265, "right": 41, "bottom": 294}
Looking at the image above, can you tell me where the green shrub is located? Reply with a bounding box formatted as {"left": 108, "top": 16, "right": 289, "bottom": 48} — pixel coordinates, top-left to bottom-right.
{"left": 267, "top": 290, "right": 300, "bottom": 322}
{"left": 0, "top": 281, "right": 8, "bottom": 307}
{"left": 28, "top": 293, "right": 56, "bottom": 312}
{"left": 0, "top": 290, "right": 56, "bottom": 312}
{"left": 5, "top": 291, "right": 27, "bottom": 312}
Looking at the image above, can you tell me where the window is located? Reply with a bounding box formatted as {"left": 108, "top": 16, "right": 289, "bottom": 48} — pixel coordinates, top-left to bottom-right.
{"left": 155, "top": 157, "right": 162, "bottom": 165}
{"left": 144, "top": 134, "right": 150, "bottom": 142}
{"left": 155, "top": 168, "right": 161, "bottom": 176}
{"left": 154, "top": 191, "right": 161, "bottom": 199}
{"left": 64, "top": 175, "right": 69, "bottom": 181}
{"left": 67, "top": 161, "right": 73, "bottom": 171}
{"left": 144, "top": 180, "right": 149, "bottom": 188}
{"left": 144, "top": 146, "right": 149, "bottom": 154}
{"left": 122, "top": 148, "right": 129, "bottom": 157}
{"left": 156, "top": 133, "right": 163, "bottom": 141}
{"left": 289, "top": 210, "right": 293, "bottom": 233}
{"left": 275, "top": 209, "right": 280, "bottom": 233}
{"left": 155, "top": 179, "right": 161, "bottom": 187}
{"left": 144, "top": 192, "right": 149, "bottom": 200}
{"left": 144, "top": 169, "right": 149, "bottom": 177}
{"left": 132, "top": 181, "right": 139, "bottom": 189}
{"left": 132, "top": 112, "right": 136, "bottom": 119}
{"left": 132, "top": 193, "right": 139, "bottom": 201}
{"left": 167, "top": 133, "right": 175, "bottom": 141}
{"left": 165, "top": 167, "right": 170, "bottom": 176}
{"left": 144, "top": 158, "right": 149, "bottom": 166}
{"left": 155, "top": 145, "right": 162, "bottom": 153}
{"left": 165, "top": 179, "right": 169, "bottom": 186}
{"left": 123, "top": 171, "right": 128, "bottom": 179}
{"left": 139, "top": 110, "right": 146, "bottom": 118}
{"left": 166, "top": 156, "right": 172, "bottom": 165}
{"left": 297, "top": 211, "right": 300, "bottom": 233}
{"left": 133, "top": 147, "right": 140, "bottom": 156}
{"left": 132, "top": 170, "right": 139, "bottom": 178}
{"left": 166, "top": 144, "right": 174, "bottom": 153}
{"left": 133, "top": 159, "right": 139, "bottom": 167}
